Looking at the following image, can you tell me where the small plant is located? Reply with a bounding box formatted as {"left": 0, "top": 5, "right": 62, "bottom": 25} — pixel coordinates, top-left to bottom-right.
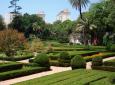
{"left": 71, "top": 55, "right": 86, "bottom": 69}
{"left": 92, "top": 56, "right": 103, "bottom": 66}
{"left": 34, "top": 53, "right": 50, "bottom": 68}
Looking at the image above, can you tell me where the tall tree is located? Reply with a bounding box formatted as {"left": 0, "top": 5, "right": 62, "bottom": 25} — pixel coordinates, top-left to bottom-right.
{"left": 68, "top": 0, "right": 89, "bottom": 20}
{"left": 68, "top": 0, "right": 89, "bottom": 45}
{"left": 8, "top": 0, "right": 22, "bottom": 17}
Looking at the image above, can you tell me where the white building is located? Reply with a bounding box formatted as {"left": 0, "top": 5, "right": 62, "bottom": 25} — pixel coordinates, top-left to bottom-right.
{"left": 57, "top": 9, "right": 70, "bottom": 22}
{"left": 4, "top": 13, "right": 11, "bottom": 25}
{"left": 4, "top": 12, "right": 21, "bottom": 25}
{"left": 37, "top": 11, "right": 45, "bottom": 20}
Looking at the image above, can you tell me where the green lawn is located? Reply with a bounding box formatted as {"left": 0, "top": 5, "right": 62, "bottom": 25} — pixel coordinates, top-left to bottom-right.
{"left": 14, "top": 69, "right": 115, "bottom": 85}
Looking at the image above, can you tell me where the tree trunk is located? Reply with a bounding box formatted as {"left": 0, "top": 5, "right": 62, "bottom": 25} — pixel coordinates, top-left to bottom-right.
{"left": 79, "top": 3, "right": 86, "bottom": 45}
{"left": 79, "top": 6, "right": 83, "bottom": 20}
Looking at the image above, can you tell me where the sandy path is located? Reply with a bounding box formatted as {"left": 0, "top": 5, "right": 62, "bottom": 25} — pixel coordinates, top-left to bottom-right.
{"left": 0, "top": 66, "right": 71, "bottom": 85}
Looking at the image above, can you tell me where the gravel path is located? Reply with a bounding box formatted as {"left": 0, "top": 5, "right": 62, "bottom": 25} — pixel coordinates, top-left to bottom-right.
{"left": 0, "top": 66, "right": 71, "bottom": 85}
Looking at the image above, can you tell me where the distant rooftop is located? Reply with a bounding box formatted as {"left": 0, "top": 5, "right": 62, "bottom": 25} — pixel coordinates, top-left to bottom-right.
{"left": 57, "top": 9, "right": 70, "bottom": 16}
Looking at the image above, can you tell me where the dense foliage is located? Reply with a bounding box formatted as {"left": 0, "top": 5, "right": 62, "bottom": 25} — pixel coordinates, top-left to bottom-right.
{"left": 92, "top": 56, "right": 103, "bottom": 66}
{"left": 71, "top": 55, "right": 86, "bottom": 69}
{"left": 0, "top": 29, "right": 26, "bottom": 56}
{"left": 58, "top": 52, "right": 71, "bottom": 66}
{"left": 34, "top": 53, "right": 50, "bottom": 67}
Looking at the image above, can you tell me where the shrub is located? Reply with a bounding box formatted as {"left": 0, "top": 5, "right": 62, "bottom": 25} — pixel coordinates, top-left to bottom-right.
{"left": 92, "top": 66, "right": 115, "bottom": 72}
{"left": 84, "top": 52, "right": 115, "bottom": 62}
{"left": 104, "top": 61, "right": 115, "bottom": 67}
{"left": 71, "top": 55, "right": 86, "bottom": 69}
{"left": 34, "top": 53, "right": 50, "bottom": 67}
{"left": 0, "top": 67, "right": 48, "bottom": 81}
{"left": 49, "top": 60, "right": 59, "bottom": 66}
{"left": 92, "top": 56, "right": 103, "bottom": 66}
{"left": 49, "top": 55, "right": 59, "bottom": 60}
{"left": 25, "top": 39, "right": 44, "bottom": 52}
{"left": 0, "top": 62, "right": 23, "bottom": 72}
{"left": 58, "top": 52, "right": 71, "bottom": 66}
{"left": 59, "top": 52, "right": 70, "bottom": 60}
{"left": 0, "top": 29, "right": 26, "bottom": 56}
{"left": 0, "top": 54, "right": 33, "bottom": 61}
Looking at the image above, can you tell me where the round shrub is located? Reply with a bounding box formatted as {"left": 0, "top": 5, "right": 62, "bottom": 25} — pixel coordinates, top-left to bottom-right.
{"left": 58, "top": 52, "right": 70, "bottom": 66}
{"left": 71, "top": 55, "right": 86, "bottom": 70}
{"left": 92, "top": 56, "right": 103, "bottom": 66}
{"left": 34, "top": 53, "right": 50, "bottom": 68}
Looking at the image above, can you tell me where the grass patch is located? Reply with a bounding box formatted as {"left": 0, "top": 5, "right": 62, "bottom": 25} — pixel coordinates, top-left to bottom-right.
{"left": 13, "top": 69, "right": 115, "bottom": 85}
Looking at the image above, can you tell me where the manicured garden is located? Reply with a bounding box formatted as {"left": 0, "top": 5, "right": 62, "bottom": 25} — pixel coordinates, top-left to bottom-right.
{"left": 0, "top": 53, "right": 50, "bottom": 81}
{"left": 0, "top": 0, "right": 115, "bottom": 85}
{"left": 13, "top": 69, "right": 115, "bottom": 85}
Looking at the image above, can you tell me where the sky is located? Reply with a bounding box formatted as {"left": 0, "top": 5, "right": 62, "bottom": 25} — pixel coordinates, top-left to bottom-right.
{"left": 0, "top": 0, "right": 100, "bottom": 23}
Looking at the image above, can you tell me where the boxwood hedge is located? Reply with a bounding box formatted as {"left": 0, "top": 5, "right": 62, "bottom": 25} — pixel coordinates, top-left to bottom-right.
{"left": 0, "top": 62, "right": 23, "bottom": 72}
{"left": 0, "top": 67, "right": 49, "bottom": 81}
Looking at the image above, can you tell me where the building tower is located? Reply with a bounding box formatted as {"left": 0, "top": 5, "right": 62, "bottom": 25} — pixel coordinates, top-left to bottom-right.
{"left": 57, "top": 9, "right": 70, "bottom": 22}
{"left": 37, "top": 11, "right": 45, "bottom": 20}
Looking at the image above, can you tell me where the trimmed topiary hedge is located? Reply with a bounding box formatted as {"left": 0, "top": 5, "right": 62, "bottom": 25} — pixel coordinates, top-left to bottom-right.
{"left": 0, "top": 67, "right": 49, "bottom": 81}
{"left": 81, "top": 52, "right": 99, "bottom": 57}
{"left": 92, "top": 66, "right": 115, "bottom": 72}
{"left": 92, "top": 56, "right": 103, "bottom": 66}
{"left": 104, "top": 62, "right": 115, "bottom": 67}
{"left": 34, "top": 53, "right": 50, "bottom": 68}
{"left": 84, "top": 52, "right": 115, "bottom": 62}
{"left": 0, "top": 62, "right": 23, "bottom": 72}
{"left": 52, "top": 48, "right": 88, "bottom": 51}
{"left": 71, "top": 55, "right": 86, "bottom": 70}
{"left": 58, "top": 52, "right": 71, "bottom": 66}
{"left": 0, "top": 55, "right": 33, "bottom": 61}
{"left": 49, "top": 60, "right": 59, "bottom": 66}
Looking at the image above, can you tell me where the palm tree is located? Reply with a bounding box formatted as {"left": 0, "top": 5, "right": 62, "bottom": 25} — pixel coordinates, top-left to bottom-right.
{"left": 76, "top": 18, "right": 97, "bottom": 45}
{"left": 68, "top": 0, "right": 89, "bottom": 20}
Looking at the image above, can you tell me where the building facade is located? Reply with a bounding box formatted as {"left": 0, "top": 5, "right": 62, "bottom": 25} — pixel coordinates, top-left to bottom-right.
{"left": 37, "top": 11, "right": 45, "bottom": 20}
{"left": 57, "top": 9, "right": 70, "bottom": 22}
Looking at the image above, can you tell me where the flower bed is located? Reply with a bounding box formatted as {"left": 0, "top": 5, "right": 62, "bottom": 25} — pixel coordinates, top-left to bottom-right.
{"left": 84, "top": 52, "right": 115, "bottom": 61}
